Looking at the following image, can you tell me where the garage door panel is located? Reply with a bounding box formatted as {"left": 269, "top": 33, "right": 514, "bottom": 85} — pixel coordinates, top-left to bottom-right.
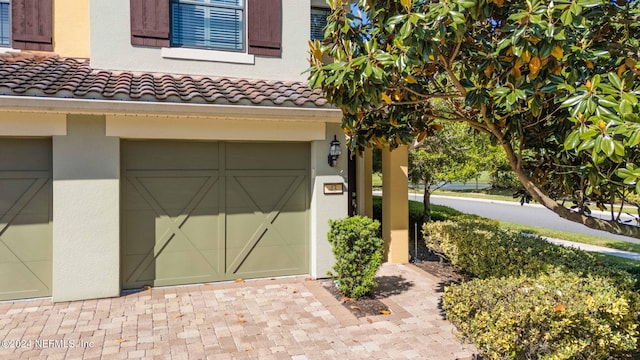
{"left": 0, "top": 139, "right": 51, "bottom": 171}
{"left": 181, "top": 214, "right": 221, "bottom": 250}
{"left": 122, "top": 141, "right": 309, "bottom": 289}
{"left": 0, "top": 139, "right": 52, "bottom": 300}
{"left": 124, "top": 141, "right": 220, "bottom": 170}
{"left": 225, "top": 173, "right": 307, "bottom": 278}
{"left": 0, "top": 180, "right": 36, "bottom": 214}
{"left": 2, "top": 222, "right": 51, "bottom": 262}
{"left": 225, "top": 143, "right": 308, "bottom": 170}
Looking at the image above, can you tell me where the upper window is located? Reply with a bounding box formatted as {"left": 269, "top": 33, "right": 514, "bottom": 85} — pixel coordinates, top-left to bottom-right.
{"left": 0, "top": 0, "right": 9, "bottom": 47}
{"left": 131, "top": 0, "right": 281, "bottom": 57}
{"left": 171, "top": 0, "right": 244, "bottom": 51}
{"left": 310, "top": 7, "right": 330, "bottom": 41}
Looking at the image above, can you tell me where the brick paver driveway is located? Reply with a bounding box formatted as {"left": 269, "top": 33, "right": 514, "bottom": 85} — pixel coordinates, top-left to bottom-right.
{"left": 0, "top": 263, "right": 476, "bottom": 359}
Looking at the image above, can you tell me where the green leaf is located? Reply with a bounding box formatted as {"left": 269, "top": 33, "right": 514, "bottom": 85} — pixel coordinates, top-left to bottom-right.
{"left": 457, "top": 0, "right": 476, "bottom": 8}
{"left": 564, "top": 130, "right": 582, "bottom": 150}
{"left": 602, "top": 136, "right": 615, "bottom": 156}
{"left": 628, "top": 130, "right": 640, "bottom": 147}
{"left": 607, "top": 73, "right": 622, "bottom": 90}
{"left": 561, "top": 94, "right": 586, "bottom": 108}
{"left": 460, "top": 78, "right": 475, "bottom": 88}
{"left": 596, "top": 97, "right": 617, "bottom": 108}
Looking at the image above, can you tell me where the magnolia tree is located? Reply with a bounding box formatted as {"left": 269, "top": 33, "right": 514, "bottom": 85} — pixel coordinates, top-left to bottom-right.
{"left": 308, "top": 0, "right": 640, "bottom": 237}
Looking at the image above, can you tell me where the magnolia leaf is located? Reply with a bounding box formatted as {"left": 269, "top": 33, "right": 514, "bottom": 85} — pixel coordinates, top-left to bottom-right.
{"left": 564, "top": 130, "right": 582, "bottom": 150}
{"left": 601, "top": 136, "right": 615, "bottom": 157}
{"left": 382, "top": 93, "right": 392, "bottom": 104}
{"left": 551, "top": 46, "right": 563, "bottom": 60}
{"left": 405, "top": 74, "right": 418, "bottom": 84}
{"left": 529, "top": 56, "right": 541, "bottom": 78}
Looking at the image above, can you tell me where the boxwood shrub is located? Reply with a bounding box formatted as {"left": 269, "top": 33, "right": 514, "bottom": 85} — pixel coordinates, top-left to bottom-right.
{"left": 424, "top": 217, "right": 640, "bottom": 359}
{"left": 327, "top": 216, "right": 384, "bottom": 299}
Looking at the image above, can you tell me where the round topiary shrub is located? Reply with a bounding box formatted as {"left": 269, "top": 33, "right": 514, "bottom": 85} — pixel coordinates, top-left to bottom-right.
{"left": 327, "top": 216, "right": 384, "bottom": 299}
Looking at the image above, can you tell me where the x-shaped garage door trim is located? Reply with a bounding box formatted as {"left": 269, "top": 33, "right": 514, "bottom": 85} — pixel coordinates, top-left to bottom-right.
{"left": 124, "top": 170, "right": 220, "bottom": 285}
{"left": 0, "top": 172, "right": 51, "bottom": 293}
{"left": 226, "top": 174, "right": 305, "bottom": 275}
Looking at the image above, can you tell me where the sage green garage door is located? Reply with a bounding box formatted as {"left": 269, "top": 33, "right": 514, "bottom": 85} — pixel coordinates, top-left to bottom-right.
{"left": 121, "top": 141, "right": 309, "bottom": 289}
{"left": 0, "top": 139, "right": 52, "bottom": 300}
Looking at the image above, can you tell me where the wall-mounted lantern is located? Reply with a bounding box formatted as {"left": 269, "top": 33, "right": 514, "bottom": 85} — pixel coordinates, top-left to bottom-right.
{"left": 328, "top": 135, "right": 341, "bottom": 167}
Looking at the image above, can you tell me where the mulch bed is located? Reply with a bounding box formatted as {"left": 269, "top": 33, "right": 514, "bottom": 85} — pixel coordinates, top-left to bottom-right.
{"left": 322, "top": 235, "right": 469, "bottom": 318}
{"left": 320, "top": 279, "right": 391, "bottom": 318}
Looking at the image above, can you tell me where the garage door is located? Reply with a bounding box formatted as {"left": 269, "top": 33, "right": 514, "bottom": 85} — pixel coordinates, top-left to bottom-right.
{"left": 121, "top": 141, "right": 309, "bottom": 289}
{"left": 0, "top": 139, "right": 52, "bottom": 300}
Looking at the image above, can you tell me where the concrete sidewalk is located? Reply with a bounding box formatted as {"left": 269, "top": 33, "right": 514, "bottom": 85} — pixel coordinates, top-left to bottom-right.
{"left": 0, "top": 263, "right": 476, "bottom": 360}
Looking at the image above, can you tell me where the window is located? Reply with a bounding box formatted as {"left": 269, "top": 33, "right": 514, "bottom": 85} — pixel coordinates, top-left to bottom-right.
{"left": 171, "top": 0, "right": 244, "bottom": 51}
{"left": 310, "top": 7, "right": 330, "bottom": 41}
{"left": 131, "top": 0, "right": 281, "bottom": 57}
{"left": 0, "top": 0, "right": 9, "bottom": 47}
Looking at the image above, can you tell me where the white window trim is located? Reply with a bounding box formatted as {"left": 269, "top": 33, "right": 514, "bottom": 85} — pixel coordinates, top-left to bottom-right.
{"left": 161, "top": 47, "right": 255, "bottom": 65}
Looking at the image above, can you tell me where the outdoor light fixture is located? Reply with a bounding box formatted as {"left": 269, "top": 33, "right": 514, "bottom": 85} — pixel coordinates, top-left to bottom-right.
{"left": 328, "top": 135, "right": 341, "bottom": 167}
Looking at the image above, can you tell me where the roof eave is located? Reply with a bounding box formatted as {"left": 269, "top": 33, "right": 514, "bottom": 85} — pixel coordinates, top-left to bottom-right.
{"left": 0, "top": 96, "right": 343, "bottom": 122}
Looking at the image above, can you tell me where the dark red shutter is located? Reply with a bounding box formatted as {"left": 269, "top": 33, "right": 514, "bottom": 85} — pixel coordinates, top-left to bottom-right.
{"left": 11, "top": 0, "right": 53, "bottom": 51}
{"left": 130, "top": 0, "right": 170, "bottom": 47}
{"left": 247, "top": 0, "right": 282, "bottom": 57}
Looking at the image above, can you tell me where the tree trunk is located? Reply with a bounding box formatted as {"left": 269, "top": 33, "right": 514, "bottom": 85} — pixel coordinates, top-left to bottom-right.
{"left": 499, "top": 141, "right": 640, "bottom": 239}
{"left": 423, "top": 183, "right": 432, "bottom": 224}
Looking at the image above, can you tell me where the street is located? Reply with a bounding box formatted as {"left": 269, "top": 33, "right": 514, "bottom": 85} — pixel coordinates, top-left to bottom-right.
{"left": 403, "top": 192, "right": 640, "bottom": 245}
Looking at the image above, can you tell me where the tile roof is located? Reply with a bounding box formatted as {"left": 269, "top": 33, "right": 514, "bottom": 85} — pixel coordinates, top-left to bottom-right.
{"left": 0, "top": 52, "right": 331, "bottom": 108}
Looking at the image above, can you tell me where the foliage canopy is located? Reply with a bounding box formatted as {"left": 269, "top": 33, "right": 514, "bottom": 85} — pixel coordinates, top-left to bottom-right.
{"left": 309, "top": 0, "right": 640, "bottom": 237}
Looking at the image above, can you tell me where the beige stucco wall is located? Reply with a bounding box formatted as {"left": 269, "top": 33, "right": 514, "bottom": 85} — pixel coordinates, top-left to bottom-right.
{"left": 0, "top": 112, "right": 67, "bottom": 135}
{"left": 89, "top": 0, "right": 312, "bottom": 81}
{"left": 106, "top": 115, "right": 327, "bottom": 141}
{"left": 381, "top": 145, "right": 409, "bottom": 263}
{"left": 310, "top": 123, "right": 347, "bottom": 278}
{"left": 54, "top": 0, "right": 90, "bottom": 58}
{"left": 52, "top": 115, "right": 120, "bottom": 302}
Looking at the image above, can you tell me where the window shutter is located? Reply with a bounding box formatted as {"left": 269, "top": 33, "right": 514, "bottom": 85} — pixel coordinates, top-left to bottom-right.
{"left": 130, "top": 0, "right": 170, "bottom": 47}
{"left": 11, "top": 0, "right": 53, "bottom": 51}
{"left": 247, "top": 0, "right": 281, "bottom": 57}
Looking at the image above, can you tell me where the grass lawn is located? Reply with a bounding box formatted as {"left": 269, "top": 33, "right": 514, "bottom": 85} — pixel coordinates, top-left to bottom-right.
{"left": 494, "top": 220, "right": 640, "bottom": 254}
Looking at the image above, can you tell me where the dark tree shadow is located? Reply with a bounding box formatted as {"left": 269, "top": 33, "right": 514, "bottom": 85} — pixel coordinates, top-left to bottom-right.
{"left": 375, "top": 275, "right": 414, "bottom": 298}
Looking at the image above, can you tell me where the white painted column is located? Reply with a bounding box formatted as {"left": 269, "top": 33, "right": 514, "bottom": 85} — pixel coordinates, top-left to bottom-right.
{"left": 52, "top": 115, "right": 120, "bottom": 302}
{"left": 309, "top": 123, "right": 348, "bottom": 278}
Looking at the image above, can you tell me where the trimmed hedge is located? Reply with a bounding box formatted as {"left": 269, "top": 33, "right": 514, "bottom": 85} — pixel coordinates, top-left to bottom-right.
{"left": 371, "top": 195, "right": 463, "bottom": 227}
{"left": 327, "top": 216, "right": 384, "bottom": 299}
{"left": 424, "top": 218, "right": 638, "bottom": 290}
{"left": 443, "top": 272, "right": 639, "bottom": 359}
{"left": 424, "top": 217, "right": 640, "bottom": 359}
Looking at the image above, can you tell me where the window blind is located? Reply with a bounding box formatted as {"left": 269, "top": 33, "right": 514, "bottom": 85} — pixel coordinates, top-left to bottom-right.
{"left": 171, "top": 0, "right": 244, "bottom": 51}
{"left": 0, "top": 2, "right": 9, "bottom": 47}
{"left": 310, "top": 7, "right": 330, "bottom": 41}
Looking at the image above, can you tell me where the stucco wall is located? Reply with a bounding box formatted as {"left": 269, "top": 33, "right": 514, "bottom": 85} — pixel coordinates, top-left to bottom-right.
{"left": 310, "top": 123, "right": 347, "bottom": 278}
{"left": 89, "top": 0, "right": 312, "bottom": 81}
{"left": 52, "top": 115, "right": 120, "bottom": 302}
{"left": 54, "top": 0, "right": 90, "bottom": 58}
